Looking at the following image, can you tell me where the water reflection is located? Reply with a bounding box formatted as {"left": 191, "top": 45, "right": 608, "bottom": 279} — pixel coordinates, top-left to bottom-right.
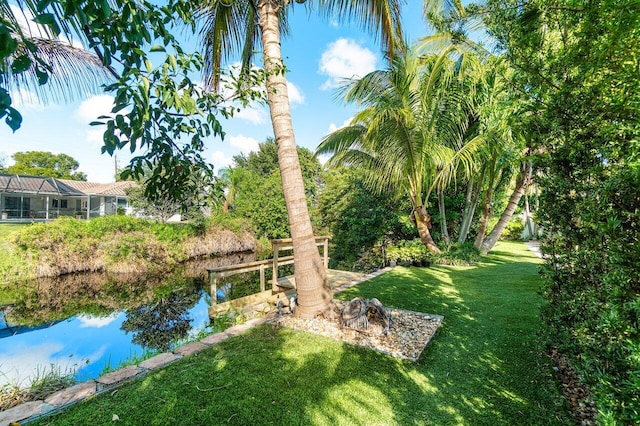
{"left": 121, "top": 288, "right": 203, "bottom": 352}
{"left": 0, "top": 253, "right": 255, "bottom": 387}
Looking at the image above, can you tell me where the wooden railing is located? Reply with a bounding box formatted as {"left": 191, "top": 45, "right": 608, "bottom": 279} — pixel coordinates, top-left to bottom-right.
{"left": 207, "top": 236, "right": 330, "bottom": 306}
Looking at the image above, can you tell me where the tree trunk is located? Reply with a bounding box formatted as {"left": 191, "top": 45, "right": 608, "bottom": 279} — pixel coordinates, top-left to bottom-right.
{"left": 414, "top": 205, "right": 441, "bottom": 254}
{"left": 474, "top": 163, "right": 496, "bottom": 249}
{"left": 523, "top": 191, "right": 534, "bottom": 239}
{"left": 474, "top": 187, "right": 492, "bottom": 249}
{"left": 457, "top": 177, "right": 481, "bottom": 244}
{"left": 480, "top": 162, "right": 532, "bottom": 254}
{"left": 437, "top": 190, "right": 450, "bottom": 245}
{"left": 258, "top": 1, "right": 331, "bottom": 319}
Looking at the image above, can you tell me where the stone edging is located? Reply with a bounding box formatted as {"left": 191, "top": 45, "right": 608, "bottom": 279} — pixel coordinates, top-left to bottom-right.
{"left": 2, "top": 268, "right": 393, "bottom": 425}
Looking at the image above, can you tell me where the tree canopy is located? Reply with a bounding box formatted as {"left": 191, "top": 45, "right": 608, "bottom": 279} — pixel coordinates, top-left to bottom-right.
{"left": 6, "top": 151, "right": 87, "bottom": 180}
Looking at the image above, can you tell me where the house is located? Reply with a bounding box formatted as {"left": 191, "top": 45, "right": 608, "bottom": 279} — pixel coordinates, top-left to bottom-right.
{"left": 0, "top": 173, "right": 137, "bottom": 222}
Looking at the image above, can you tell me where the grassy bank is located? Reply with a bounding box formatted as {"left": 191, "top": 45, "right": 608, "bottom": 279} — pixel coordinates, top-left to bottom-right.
{"left": 0, "top": 215, "right": 257, "bottom": 290}
{"left": 31, "top": 241, "right": 572, "bottom": 425}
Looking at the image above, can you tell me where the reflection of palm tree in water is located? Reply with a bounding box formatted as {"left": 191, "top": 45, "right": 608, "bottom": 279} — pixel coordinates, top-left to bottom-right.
{"left": 121, "top": 288, "right": 202, "bottom": 352}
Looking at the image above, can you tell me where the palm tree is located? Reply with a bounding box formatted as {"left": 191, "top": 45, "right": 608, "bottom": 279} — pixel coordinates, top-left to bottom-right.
{"left": 197, "top": 0, "right": 404, "bottom": 319}
{"left": 1, "top": 0, "right": 114, "bottom": 129}
{"left": 317, "top": 46, "right": 481, "bottom": 254}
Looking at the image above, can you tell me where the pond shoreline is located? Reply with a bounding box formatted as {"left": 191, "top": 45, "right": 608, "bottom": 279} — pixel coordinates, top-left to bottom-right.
{"left": 0, "top": 216, "right": 260, "bottom": 289}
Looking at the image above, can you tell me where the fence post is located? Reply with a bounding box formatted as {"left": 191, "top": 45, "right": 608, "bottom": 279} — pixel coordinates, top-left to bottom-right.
{"left": 260, "top": 264, "right": 265, "bottom": 292}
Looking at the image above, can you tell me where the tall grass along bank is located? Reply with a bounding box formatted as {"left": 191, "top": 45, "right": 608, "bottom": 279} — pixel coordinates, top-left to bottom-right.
{"left": 0, "top": 216, "right": 256, "bottom": 286}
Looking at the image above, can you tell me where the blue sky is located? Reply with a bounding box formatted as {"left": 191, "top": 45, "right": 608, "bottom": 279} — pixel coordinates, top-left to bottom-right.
{"left": 1, "top": 2, "right": 430, "bottom": 182}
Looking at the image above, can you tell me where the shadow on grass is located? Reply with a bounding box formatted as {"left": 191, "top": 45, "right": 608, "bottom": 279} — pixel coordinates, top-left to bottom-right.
{"left": 32, "top": 242, "right": 569, "bottom": 426}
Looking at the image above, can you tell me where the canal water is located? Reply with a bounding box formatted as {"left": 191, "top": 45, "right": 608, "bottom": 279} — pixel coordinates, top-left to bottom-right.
{"left": 0, "top": 253, "right": 258, "bottom": 388}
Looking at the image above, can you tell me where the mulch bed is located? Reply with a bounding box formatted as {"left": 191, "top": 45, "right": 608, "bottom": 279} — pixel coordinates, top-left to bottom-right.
{"left": 548, "top": 349, "right": 598, "bottom": 425}
{"left": 274, "top": 300, "right": 443, "bottom": 361}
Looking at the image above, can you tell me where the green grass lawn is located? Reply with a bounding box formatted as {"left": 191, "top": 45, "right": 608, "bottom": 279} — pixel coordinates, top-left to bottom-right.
{"left": 31, "top": 241, "right": 571, "bottom": 425}
{"left": 0, "top": 223, "right": 32, "bottom": 304}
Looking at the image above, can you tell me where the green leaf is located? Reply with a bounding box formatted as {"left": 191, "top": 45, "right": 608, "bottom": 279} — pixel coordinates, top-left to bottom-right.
{"left": 36, "top": 0, "right": 53, "bottom": 13}
{"left": 35, "top": 66, "right": 49, "bottom": 85}
{"left": 11, "top": 55, "right": 32, "bottom": 73}
{"left": 5, "top": 107, "right": 23, "bottom": 132}
{"left": 150, "top": 45, "right": 166, "bottom": 52}
{"left": 32, "top": 13, "right": 60, "bottom": 36}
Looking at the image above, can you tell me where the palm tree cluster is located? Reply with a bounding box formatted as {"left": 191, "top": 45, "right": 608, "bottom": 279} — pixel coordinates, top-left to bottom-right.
{"left": 317, "top": 40, "right": 530, "bottom": 255}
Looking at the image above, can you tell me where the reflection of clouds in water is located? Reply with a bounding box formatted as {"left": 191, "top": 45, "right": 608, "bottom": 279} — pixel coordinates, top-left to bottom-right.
{"left": 0, "top": 342, "right": 77, "bottom": 387}
{"left": 0, "top": 342, "right": 109, "bottom": 388}
{"left": 77, "top": 313, "right": 119, "bottom": 328}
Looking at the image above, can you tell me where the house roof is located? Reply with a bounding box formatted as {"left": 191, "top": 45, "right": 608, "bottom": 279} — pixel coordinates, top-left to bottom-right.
{"left": 58, "top": 180, "right": 137, "bottom": 197}
{"left": 0, "top": 174, "right": 136, "bottom": 197}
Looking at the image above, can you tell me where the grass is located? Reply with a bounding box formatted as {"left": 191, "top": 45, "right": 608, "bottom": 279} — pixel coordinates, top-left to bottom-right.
{"left": 1, "top": 365, "right": 75, "bottom": 411}
{"left": 30, "top": 241, "right": 572, "bottom": 425}
{"left": 0, "top": 223, "right": 32, "bottom": 304}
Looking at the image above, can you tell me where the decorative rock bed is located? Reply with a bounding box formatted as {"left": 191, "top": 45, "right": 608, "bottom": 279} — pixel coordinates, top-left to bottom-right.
{"left": 276, "top": 300, "right": 443, "bottom": 362}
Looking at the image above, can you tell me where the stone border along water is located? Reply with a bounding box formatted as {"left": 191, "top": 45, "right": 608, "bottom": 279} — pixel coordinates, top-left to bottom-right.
{"left": 0, "top": 267, "right": 392, "bottom": 426}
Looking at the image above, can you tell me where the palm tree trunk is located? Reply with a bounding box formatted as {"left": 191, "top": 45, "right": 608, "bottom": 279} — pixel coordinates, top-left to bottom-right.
{"left": 437, "top": 190, "right": 450, "bottom": 245}
{"left": 414, "top": 205, "right": 441, "bottom": 254}
{"left": 457, "top": 177, "right": 481, "bottom": 244}
{"left": 258, "top": 0, "right": 331, "bottom": 319}
{"left": 480, "top": 162, "right": 532, "bottom": 254}
{"left": 474, "top": 162, "right": 497, "bottom": 249}
{"left": 474, "top": 186, "right": 493, "bottom": 249}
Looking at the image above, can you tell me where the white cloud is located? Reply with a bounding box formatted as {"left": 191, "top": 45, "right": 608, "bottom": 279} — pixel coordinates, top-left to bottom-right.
{"left": 75, "top": 95, "right": 115, "bottom": 124}
{"left": 287, "top": 82, "right": 305, "bottom": 105}
{"left": 316, "top": 153, "right": 331, "bottom": 166}
{"left": 234, "top": 105, "right": 268, "bottom": 125}
{"left": 0, "top": 342, "right": 75, "bottom": 387}
{"left": 328, "top": 117, "right": 353, "bottom": 133}
{"left": 319, "top": 38, "right": 377, "bottom": 90}
{"left": 211, "top": 150, "right": 234, "bottom": 172}
{"left": 229, "top": 134, "right": 260, "bottom": 155}
{"left": 77, "top": 313, "right": 119, "bottom": 328}
{"left": 9, "top": 89, "right": 48, "bottom": 111}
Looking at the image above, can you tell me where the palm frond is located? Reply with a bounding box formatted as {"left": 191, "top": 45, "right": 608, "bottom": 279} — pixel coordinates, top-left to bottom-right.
{"left": 318, "top": 0, "right": 405, "bottom": 58}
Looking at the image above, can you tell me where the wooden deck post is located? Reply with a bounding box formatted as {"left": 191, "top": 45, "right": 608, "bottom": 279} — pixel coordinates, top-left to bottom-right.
{"left": 323, "top": 237, "right": 329, "bottom": 270}
{"left": 272, "top": 241, "right": 279, "bottom": 291}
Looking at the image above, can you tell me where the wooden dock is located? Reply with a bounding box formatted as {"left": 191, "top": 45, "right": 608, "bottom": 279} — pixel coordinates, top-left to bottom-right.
{"left": 208, "top": 268, "right": 365, "bottom": 317}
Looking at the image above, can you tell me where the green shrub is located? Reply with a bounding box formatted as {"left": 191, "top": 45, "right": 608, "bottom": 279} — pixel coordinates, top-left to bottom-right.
{"left": 503, "top": 217, "right": 525, "bottom": 241}
{"left": 431, "top": 243, "right": 481, "bottom": 266}
{"left": 386, "top": 239, "right": 430, "bottom": 266}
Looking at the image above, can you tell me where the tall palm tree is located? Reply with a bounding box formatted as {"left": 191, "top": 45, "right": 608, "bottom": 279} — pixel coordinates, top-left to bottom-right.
{"left": 198, "top": 0, "right": 404, "bottom": 319}
{"left": 317, "top": 46, "right": 480, "bottom": 254}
